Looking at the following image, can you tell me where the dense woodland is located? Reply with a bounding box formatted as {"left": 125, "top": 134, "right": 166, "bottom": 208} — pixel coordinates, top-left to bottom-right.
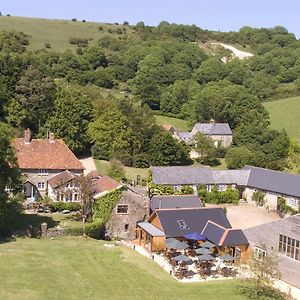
{"left": 0, "top": 21, "right": 300, "bottom": 172}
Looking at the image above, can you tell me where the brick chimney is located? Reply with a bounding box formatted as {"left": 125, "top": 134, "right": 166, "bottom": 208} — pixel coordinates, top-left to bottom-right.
{"left": 49, "top": 132, "right": 55, "bottom": 143}
{"left": 24, "top": 128, "right": 31, "bottom": 144}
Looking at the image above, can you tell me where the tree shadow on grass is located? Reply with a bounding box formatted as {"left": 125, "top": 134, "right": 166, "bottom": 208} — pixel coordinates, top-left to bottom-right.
{"left": 14, "top": 213, "right": 59, "bottom": 230}
{"left": 0, "top": 236, "right": 16, "bottom": 245}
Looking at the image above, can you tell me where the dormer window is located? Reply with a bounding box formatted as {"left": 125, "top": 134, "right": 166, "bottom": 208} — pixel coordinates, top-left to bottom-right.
{"left": 177, "top": 219, "right": 189, "bottom": 230}
{"left": 38, "top": 169, "right": 48, "bottom": 176}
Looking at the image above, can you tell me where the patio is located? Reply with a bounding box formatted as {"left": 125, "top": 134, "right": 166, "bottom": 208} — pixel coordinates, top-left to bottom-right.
{"left": 132, "top": 239, "right": 249, "bottom": 283}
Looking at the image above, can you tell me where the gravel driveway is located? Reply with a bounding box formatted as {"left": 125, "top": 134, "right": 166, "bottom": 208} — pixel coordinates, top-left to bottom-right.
{"left": 79, "top": 156, "right": 97, "bottom": 175}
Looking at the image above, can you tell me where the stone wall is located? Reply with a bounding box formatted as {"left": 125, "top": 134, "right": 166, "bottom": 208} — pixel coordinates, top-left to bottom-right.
{"left": 106, "top": 187, "right": 149, "bottom": 240}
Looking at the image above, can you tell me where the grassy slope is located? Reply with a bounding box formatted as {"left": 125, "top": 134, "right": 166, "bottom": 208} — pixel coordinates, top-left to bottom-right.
{"left": 94, "top": 159, "right": 149, "bottom": 181}
{"left": 0, "top": 238, "right": 246, "bottom": 300}
{"left": 155, "top": 115, "right": 190, "bottom": 131}
{"left": 0, "top": 16, "right": 133, "bottom": 52}
{"left": 264, "top": 96, "right": 300, "bottom": 140}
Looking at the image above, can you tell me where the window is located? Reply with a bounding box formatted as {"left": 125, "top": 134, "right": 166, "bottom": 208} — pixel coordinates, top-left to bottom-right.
{"left": 38, "top": 169, "right": 48, "bottom": 176}
{"left": 73, "top": 193, "right": 79, "bottom": 202}
{"left": 218, "top": 184, "right": 227, "bottom": 192}
{"left": 37, "top": 182, "right": 45, "bottom": 190}
{"left": 177, "top": 219, "right": 189, "bottom": 230}
{"left": 278, "top": 234, "right": 300, "bottom": 261}
{"left": 288, "top": 197, "right": 299, "bottom": 208}
{"left": 117, "top": 205, "right": 128, "bottom": 214}
{"left": 254, "top": 246, "right": 266, "bottom": 259}
{"left": 124, "top": 224, "right": 129, "bottom": 231}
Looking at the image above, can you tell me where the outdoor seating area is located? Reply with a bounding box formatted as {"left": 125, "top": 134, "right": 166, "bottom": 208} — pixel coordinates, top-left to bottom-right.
{"left": 161, "top": 236, "right": 239, "bottom": 281}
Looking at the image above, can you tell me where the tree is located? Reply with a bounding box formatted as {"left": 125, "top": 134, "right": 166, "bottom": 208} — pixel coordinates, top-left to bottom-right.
{"left": 225, "top": 146, "right": 253, "bottom": 169}
{"left": 0, "top": 122, "right": 21, "bottom": 236}
{"left": 107, "top": 158, "right": 126, "bottom": 181}
{"left": 82, "top": 46, "right": 107, "bottom": 69}
{"left": 76, "top": 175, "right": 94, "bottom": 236}
{"left": 192, "top": 133, "right": 218, "bottom": 165}
{"left": 246, "top": 246, "right": 281, "bottom": 296}
{"left": 14, "top": 65, "right": 56, "bottom": 132}
{"left": 147, "top": 128, "right": 191, "bottom": 166}
{"left": 43, "top": 82, "right": 92, "bottom": 154}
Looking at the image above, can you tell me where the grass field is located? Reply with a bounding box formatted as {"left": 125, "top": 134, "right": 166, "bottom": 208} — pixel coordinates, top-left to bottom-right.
{"left": 264, "top": 96, "right": 300, "bottom": 140}
{"left": 0, "top": 16, "right": 133, "bottom": 52}
{"left": 94, "top": 159, "right": 150, "bottom": 182}
{"left": 0, "top": 237, "right": 247, "bottom": 300}
{"left": 155, "top": 115, "right": 190, "bottom": 131}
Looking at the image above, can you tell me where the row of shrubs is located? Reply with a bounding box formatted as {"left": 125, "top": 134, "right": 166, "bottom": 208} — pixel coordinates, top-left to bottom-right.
{"left": 197, "top": 185, "right": 239, "bottom": 205}
{"left": 51, "top": 202, "right": 81, "bottom": 212}
{"left": 277, "top": 197, "right": 299, "bottom": 215}
{"left": 149, "top": 184, "right": 194, "bottom": 196}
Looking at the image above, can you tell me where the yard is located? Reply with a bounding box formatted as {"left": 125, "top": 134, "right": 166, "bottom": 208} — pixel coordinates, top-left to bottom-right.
{"left": 94, "top": 159, "right": 150, "bottom": 182}
{"left": 0, "top": 237, "right": 248, "bottom": 300}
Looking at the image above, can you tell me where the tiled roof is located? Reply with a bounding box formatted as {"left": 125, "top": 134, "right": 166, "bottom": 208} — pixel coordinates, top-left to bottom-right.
{"left": 151, "top": 166, "right": 214, "bottom": 185}
{"left": 162, "top": 124, "right": 174, "bottom": 131}
{"left": 156, "top": 207, "right": 231, "bottom": 238}
{"left": 14, "top": 138, "right": 84, "bottom": 170}
{"left": 92, "top": 176, "right": 121, "bottom": 195}
{"left": 193, "top": 123, "right": 232, "bottom": 135}
{"left": 150, "top": 195, "right": 202, "bottom": 211}
{"left": 48, "top": 170, "right": 77, "bottom": 189}
{"left": 244, "top": 166, "right": 300, "bottom": 197}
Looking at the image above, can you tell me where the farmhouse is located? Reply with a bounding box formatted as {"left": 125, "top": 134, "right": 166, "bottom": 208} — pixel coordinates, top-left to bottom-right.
{"left": 244, "top": 214, "right": 300, "bottom": 295}
{"left": 177, "top": 121, "right": 233, "bottom": 148}
{"left": 13, "top": 129, "right": 84, "bottom": 201}
{"left": 134, "top": 207, "right": 249, "bottom": 258}
{"left": 151, "top": 165, "right": 300, "bottom": 212}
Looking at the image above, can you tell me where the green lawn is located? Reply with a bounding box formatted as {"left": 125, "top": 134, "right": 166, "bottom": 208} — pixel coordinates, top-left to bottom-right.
{"left": 94, "top": 159, "right": 150, "bottom": 182}
{"left": 264, "top": 96, "right": 300, "bottom": 140}
{"left": 0, "top": 16, "right": 133, "bottom": 52}
{"left": 155, "top": 115, "right": 190, "bottom": 131}
{"left": 0, "top": 237, "right": 246, "bottom": 300}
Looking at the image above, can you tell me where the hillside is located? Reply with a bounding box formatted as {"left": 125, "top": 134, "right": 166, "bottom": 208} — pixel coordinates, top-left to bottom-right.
{"left": 0, "top": 16, "right": 133, "bottom": 52}
{"left": 264, "top": 96, "right": 300, "bottom": 140}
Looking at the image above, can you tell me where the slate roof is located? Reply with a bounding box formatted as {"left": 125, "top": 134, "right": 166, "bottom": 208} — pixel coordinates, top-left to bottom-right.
{"left": 48, "top": 170, "right": 77, "bottom": 189}
{"left": 14, "top": 138, "right": 84, "bottom": 170}
{"left": 244, "top": 166, "right": 300, "bottom": 197}
{"left": 178, "top": 132, "right": 193, "bottom": 143}
{"left": 150, "top": 195, "right": 202, "bottom": 211}
{"left": 212, "top": 170, "right": 250, "bottom": 185}
{"left": 152, "top": 165, "right": 300, "bottom": 198}
{"left": 202, "top": 221, "right": 248, "bottom": 247}
{"left": 244, "top": 214, "right": 300, "bottom": 289}
{"left": 193, "top": 123, "right": 232, "bottom": 136}
{"left": 151, "top": 166, "right": 214, "bottom": 185}
{"left": 155, "top": 207, "right": 231, "bottom": 238}
{"left": 138, "top": 222, "right": 165, "bottom": 237}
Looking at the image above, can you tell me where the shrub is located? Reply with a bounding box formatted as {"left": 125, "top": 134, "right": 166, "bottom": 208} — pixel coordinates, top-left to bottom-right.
{"left": 107, "top": 158, "right": 126, "bottom": 181}
{"left": 85, "top": 219, "right": 105, "bottom": 239}
{"left": 71, "top": 18, "right": 77, "bottom": 22}
{"left": 180, "top": 185, "right": 194, "bottom": 194}
{"left": 278, "top": 197, "right": 298, "bottom": 215}
{"left": 253, "top": 191, "right": 266, "bottom": 206}
{"left": 69, "top": 37, "right": 89, "bottom": 47}
{"left": 116, "top": 28, "right": 123, "bottom": 35}
{"left": 82, "top": 20, "right": 86, "bottom": 23}
{"left": 44, "top": 42, "right": 51, "bottom": 48}
{"left": 98, "top": 26, "right": 104, "bottom": 31}
{"left": 51, "top": 202, "right": 81, "bottom": 212}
